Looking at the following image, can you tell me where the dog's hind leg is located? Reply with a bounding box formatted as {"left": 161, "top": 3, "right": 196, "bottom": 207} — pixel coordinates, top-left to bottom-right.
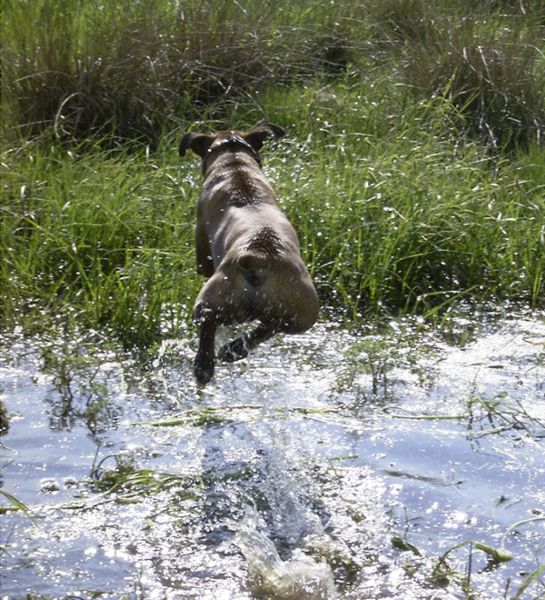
{"left": 194, "top": 305, "right": 217, "bottom": 384}
{"left": 218, "top": 322, "right": 276, "bottom": 363}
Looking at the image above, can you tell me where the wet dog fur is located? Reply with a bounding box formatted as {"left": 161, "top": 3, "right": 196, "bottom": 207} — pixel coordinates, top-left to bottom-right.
{"left": 179, "top": 124, "right": 319, "bottom": 384}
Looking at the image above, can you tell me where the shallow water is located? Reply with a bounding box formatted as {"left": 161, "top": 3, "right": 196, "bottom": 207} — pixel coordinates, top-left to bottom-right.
{"left": 1, "top": 310, "right": 544, "bottom": 599}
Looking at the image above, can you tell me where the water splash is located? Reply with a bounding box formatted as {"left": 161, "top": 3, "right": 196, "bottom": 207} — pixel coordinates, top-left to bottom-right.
{"left": 1, "top": 309, "right": 544, "bottom": 598}
{"left": 236, "top": 509, "right": 337, "bottom": 600}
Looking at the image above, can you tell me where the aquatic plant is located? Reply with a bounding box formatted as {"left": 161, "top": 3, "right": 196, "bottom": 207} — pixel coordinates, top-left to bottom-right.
{"left": 0, "top": 400, "right": 9, "bottom": 433}
{"left": 1, "top": 317, "right": 544, "bottom": 597}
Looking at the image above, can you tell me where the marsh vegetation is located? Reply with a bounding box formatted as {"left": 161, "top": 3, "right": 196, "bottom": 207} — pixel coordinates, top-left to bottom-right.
{"left": 1, "top": 0, "right": 544, "bottom": 598}
{"left": 2, "top": 0, "right": 544, "bottom": 339}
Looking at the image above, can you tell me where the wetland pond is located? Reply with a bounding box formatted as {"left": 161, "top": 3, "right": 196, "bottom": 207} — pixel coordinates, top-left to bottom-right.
{"left": 1, "top": 308, "right": 544, "bottom": 599}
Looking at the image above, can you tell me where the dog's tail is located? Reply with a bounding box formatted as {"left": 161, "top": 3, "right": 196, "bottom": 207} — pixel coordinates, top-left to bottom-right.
{"left": 237, "top": 252, "right": 268, "bottom": 287}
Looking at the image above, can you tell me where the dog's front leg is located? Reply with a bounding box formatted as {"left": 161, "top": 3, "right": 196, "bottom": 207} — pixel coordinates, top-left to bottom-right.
{"left": 194, "top": 304, "right": 217, "bottom": 384}
{"left": 195, "top": 221, "right": 214, "bottom": 277}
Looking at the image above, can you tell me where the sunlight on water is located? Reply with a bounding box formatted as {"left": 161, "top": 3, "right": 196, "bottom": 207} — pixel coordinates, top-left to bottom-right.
{"left": 1, "top": 309, "right": 544, "bottom": 598}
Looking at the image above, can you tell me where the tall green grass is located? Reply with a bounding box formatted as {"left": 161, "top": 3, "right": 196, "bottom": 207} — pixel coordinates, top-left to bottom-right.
{"left": 1, "top": 0, "right": 544, "bottom": 344}
{"left": 1, "top": 0, "right": 359, "bottom": 144}
{"left": 2, "top": 0, "right": 543, "bottom": 147}
{"left": 396, "top": 12, "right": 545, "bottom": 149}
{"left": 2, "top": 82, "right": 543, "bottom": 343}
{"left": 254, "top": 82, "right": 545, "bottom": 317}
{"left": 1, "top": 138, "right": 200, "bottom": 344}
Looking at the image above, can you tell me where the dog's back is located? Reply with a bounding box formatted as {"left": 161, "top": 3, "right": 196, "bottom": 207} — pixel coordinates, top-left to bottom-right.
{"left": 179, "top": 124, "right": 319, "bottom": 383}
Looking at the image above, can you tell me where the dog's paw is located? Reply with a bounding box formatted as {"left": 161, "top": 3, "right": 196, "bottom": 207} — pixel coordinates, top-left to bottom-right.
{"left": 194, "top": 355, "right": 214, "bottom": 385}
{"left": 218, "top": 337, "right": 248, "bottom": 362}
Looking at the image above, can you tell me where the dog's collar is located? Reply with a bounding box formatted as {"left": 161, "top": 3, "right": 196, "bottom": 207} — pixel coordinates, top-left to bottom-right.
{"left": 205, "top": 134, "right": 262, "bottom": 169}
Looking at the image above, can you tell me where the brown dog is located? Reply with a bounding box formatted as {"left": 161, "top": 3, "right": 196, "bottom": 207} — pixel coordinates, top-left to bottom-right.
{"left": 179, "top": 124, "right": 319, "bottom": 384}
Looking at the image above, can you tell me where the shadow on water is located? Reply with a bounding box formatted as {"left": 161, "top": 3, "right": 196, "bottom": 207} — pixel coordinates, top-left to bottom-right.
{"left": 0, "top": 308, "right": 544, "bottom": 599}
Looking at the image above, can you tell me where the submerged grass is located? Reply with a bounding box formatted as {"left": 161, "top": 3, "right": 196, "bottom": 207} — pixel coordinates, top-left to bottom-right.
{"left": 1, "top": 0, "right": 544, "bottom": 343}
{"left": 0, "top": 488, "right": 32, "bottom": 515}
{"left": 89, "top": 453, "right": 193, "bottom": 500}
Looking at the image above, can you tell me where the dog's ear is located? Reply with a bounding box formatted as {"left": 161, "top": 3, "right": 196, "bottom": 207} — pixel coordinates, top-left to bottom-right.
{"left": 179, "top": 132, "right": 214, "bottom": 158}
{"left": 244, "top": 123, "right": 285, "bottom": 152}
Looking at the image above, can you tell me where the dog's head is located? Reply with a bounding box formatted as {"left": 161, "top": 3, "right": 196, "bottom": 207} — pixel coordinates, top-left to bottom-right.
{"left": 179, "top": 124, "right": 285, "bottom": 169}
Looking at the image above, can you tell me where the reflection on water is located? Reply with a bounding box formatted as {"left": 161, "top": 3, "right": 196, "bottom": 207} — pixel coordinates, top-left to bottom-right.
{"left": 1, "top": 309, "right": 544, "bottom": 599}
